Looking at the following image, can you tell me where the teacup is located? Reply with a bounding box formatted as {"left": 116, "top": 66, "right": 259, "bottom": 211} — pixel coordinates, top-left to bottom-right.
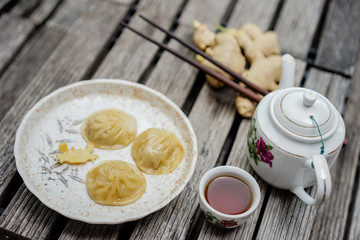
{"left": 198, "top": 166, "right": 260, "bottom": 228}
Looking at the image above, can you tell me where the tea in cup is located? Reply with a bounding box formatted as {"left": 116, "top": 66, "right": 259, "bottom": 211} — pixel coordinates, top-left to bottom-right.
{"left": 198, "top": 166, "right": 260, "bottom": 228}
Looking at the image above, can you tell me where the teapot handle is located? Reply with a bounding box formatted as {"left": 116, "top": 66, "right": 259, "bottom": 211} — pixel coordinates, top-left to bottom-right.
{"left": 291, "top": 154, "right": 331, "bottom": 205}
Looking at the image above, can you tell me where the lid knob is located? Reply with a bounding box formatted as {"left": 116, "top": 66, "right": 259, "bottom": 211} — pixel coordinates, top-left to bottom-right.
{"left": 303, "top": 91, "right": 317, "bottom": 107}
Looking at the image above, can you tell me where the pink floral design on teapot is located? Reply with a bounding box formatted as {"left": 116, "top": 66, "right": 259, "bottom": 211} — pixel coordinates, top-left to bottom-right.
{"left": 247, "top": 118, "right": 274, "bottom": 167}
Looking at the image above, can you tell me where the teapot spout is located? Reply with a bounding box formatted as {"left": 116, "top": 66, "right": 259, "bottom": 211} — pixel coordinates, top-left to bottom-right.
{"left": 278, "top": 54, "right": 296, "bottom": 89}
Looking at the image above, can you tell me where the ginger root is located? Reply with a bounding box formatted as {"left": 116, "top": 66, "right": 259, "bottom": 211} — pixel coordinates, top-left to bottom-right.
{"left": 234, "top": 24, "right": 281, "bottom": 116}
{"left": 235, "top": 30, "right": 264, "bottom": 64}
{"left": 193, "top": 20, "right": 216, "bottom": 50}
{"left": 235, "top": 93, "right": 258, "bottom": 118}
{"left": 192, "top": 21, "right": 282, "bottom": 117}
{"left": 238, "top": 23, "right": 280, "bottom": 58}
{"left": 242, "top": 55, "right": 282, "bottom": 92}
{"left": 195, "top": 28, "right": 246, "bottom": 88}
{"left": 235, "top": 55, "right": 281, "bottom": 117}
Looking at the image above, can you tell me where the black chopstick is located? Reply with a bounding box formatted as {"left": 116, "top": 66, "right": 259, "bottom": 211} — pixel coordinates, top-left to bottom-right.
{"left": 120, "top": 22, "right": 262, "bottom": 103}
{"left": 139, "top": 15, "right": 269, "bottom": 96}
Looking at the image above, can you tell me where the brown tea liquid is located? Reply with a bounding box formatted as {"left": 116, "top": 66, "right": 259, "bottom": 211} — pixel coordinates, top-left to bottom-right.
{"left": 205, "top": 176, "right": 252, "bottom": 215}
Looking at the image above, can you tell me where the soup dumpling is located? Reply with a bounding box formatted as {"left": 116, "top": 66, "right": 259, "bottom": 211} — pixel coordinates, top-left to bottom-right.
{"left": 81, "top": 109, "right": 137, "bottom": 149}
{"left": 86, "top": 160, "right": 146, "bottom": 206}
{"left": 131, "top": 128, "right": 184, "bottom": 175}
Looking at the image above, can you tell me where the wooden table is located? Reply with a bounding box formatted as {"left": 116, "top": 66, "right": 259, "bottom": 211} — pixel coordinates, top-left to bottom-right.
{"left": 0, "top": 0, "right": 359, "bottom": 239}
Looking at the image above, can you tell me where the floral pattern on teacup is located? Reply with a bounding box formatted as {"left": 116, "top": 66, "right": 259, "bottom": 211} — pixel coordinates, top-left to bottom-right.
{"left": 201, "top": 209, "right": 238, "bottom": 228}
{"left": 248, "top": 118, "right": 274, "bottom": 167}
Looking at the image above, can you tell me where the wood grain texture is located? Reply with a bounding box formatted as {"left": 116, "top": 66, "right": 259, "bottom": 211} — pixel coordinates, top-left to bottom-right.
{"left": 178, "top": 0, "right": 231, "bottom": 26}
{"left": 143, "top": 24, "right": 200, "bottom": 106}
{"left": 11, "top": 0, "right": 41, "bottom": 16}
{"left": 349, "top": 164, "right": 360, "bottom": 239}
{"left": 0, "top": 185, "right": 59, "bottom": 240}
{"left": 94, "top": 0, "right": 184, "bottom": 81}
{"left": 315, "top": 0, "right": 360, "bottom": 75}
{"left": 309, "top": 53, "right": 360, "bottom": 240}
{"left": 58, "top": 222, "right": 123, "bottom": 240}
{"left": 226, "top": 0, "right": 280, "bottom": 30}
{"left": 0, "top": 0, "right": 14, "bottom": 10}
{"left": 29, "top": 0, "right": 62, "bottom": 25}
{"left": 0, "top": 1, "right": 128, "bottom": 238}
{"left": 275, "top": 0, "right": 325, "bottom": 59}
{"left": 0, "top": 13, "right": 35, "bottom": 75}
{"left": 255, "top": 68, "right": 350, "bottom": 240}
{"left": 0, "top": 25, "right": 65, "bottom": 121}
{"left": 197, "top": 59, "right": 306, "bottom": 239}
{"left": 102, "top": 0, "right": 134, "bottom": 5}
{"left": 47, "top": 0, "right": 94, "bottom": 31}
{"left": 305, "top": 69, "right": 349, "bottom": 114}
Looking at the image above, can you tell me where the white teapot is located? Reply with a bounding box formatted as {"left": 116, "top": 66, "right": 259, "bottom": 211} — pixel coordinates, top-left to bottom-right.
{"left": 247, "top": 54, "right": 345, "bottom": 205}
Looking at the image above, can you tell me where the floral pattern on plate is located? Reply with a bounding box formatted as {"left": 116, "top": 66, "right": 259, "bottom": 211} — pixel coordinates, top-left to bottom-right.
{"left": 39, "top": 118, "right": 84, "bottom": 187}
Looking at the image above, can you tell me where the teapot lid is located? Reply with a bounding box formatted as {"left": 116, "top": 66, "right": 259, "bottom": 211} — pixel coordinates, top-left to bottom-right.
{"left": 273, "top": 88, "right": 335, "bottom": 137}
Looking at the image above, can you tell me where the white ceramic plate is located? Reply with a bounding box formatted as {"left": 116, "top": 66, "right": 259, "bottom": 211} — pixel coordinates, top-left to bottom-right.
{"left": 14, "top": 79, "right": 197, "bottom": 224}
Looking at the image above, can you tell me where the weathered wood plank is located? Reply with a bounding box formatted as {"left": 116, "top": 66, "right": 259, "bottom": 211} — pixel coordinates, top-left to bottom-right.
{"left": 275, "top": 0, "right": 326, "bottom": 59}
{"left": 94, "top": 0, "right": 184, "bottom": 81}
{"left": 29, "top": 0, "right": 62, "bottom": 26}
{"left": 255, "top": 69, "right": 350, "bottom": 240}
{"left": 0, "top": 1, "right": 129, "bottom": 238}
{"left": 0, "top": 0, "right": 14, "bottom": 10}
{"left": 349, "top": 166, "right": 360, "bottom": 239}
{"left": 11, "top": 0, "right": 41, "bottom": 17}
{"left": 0, "top": 185, "right": 59, "bottom": 239}
{"left": 315, "top": 0, "right": 360, "bottom": 75}
{"left": 0, "top": 13, "right": 35, "bottom": 75}
{"left": 0, "top": 25, "right": 65, "bottom": 121}
{"left": 306, "top": 70, "right": 349, "bottom": 114}
{"left": 177, "top": 0, "right": 229, "bottom": 26}
{"left": 197, "top": 59, "right": 306, "bottom": 239}
{"left": 58, "top": 222, "right": 123, "bottom": 240}
{"left": 310, "top": 52, "right": 360, "bottom": 240}
{"left": 47, "top": 0, "right": 94, "bottom": 31}
{"left": 226, "top": 0, "right": 280, "bottom": 30}
{"left": 143, "top": 25, "right": 201, "bottom": 106}
{"left": 102, "top": 0, "right": 133, "bottom": 5}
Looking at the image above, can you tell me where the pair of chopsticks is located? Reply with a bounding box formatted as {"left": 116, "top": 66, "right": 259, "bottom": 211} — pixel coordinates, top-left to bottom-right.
{"left": 120, "top": 16, "right": 268, "bottom": 103}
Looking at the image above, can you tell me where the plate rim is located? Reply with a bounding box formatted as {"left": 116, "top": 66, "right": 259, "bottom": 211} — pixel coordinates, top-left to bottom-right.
{"left": 14, "top": 79, "right": 198, "bottom": 224}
